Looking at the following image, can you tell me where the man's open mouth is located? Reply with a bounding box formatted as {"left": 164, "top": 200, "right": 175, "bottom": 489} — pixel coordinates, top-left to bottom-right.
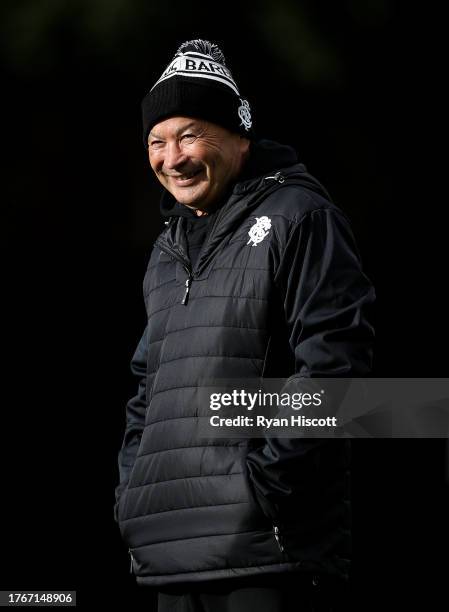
{"left": 170, "top": 169, "right": 202, "bottom": 184}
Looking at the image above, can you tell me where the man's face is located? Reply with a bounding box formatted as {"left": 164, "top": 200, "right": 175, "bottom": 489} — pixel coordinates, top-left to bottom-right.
{"left": 148, "top": 117, "right": 250, "bottom": 210}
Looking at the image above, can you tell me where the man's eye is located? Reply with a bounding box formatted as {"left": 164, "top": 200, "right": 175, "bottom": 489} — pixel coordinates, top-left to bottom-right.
{"left": 150, "top": 140, "right": 163, "bottom": 147}
{"left": 181, "top": 134, "right": 197, "bottom": 142}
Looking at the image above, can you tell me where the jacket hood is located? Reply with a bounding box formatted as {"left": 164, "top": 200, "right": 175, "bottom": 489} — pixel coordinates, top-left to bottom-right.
{"left": 159, "top": 139, "right": 331, "bottom": 218}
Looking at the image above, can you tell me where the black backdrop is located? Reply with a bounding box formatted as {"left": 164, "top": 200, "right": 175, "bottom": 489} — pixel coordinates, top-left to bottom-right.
{"left": 1, "top": 1, "right": 447, "bottom": 609}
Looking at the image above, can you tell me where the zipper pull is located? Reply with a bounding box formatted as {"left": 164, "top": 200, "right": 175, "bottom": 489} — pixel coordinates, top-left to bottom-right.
{"left": 273, "top": 525, "right": 285, "bottom": 553}
{"left": 181, "top": 276, "right": 192, "bottom": 305}
{"left": 264, "top": 171, "right": 285, "bottom": 184}
{"left": 128, "top": 548, "right": 134, "bottom": 574}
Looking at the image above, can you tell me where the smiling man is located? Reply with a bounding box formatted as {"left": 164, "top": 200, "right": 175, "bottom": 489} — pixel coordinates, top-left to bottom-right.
{"left": 114, "top": 39, "right": 375, "bottom": 612}
{"left": 147, "top": 117, "right": 250, "bottom": 212}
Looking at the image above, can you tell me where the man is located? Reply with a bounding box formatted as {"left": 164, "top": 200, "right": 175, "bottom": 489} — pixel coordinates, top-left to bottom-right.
{"left": 114, "top": 39, "right": 375, "bottom": 611}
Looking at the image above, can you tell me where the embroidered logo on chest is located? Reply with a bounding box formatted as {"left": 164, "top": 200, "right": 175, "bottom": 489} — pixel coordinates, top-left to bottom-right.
{"left": 247, "top": 216, "right": 272, "bottom": 246}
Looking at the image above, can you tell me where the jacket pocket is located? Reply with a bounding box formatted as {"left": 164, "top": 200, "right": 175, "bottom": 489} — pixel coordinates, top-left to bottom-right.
{"left": 242, "top": 458, "right": 271, "bottom": 526}
{"left": 241, "top": 453, "right": 293, "bottom": 560}
{"left": 116, "top": 487, "right": 129, "bottom": 524}
{"left": 260, "top": 335, "right": 272, "bottom": 378}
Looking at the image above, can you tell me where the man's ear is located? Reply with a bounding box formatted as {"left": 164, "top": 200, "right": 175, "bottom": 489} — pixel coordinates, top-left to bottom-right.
{"left": 239, "top": 136, "right": 251, "bottom": 155}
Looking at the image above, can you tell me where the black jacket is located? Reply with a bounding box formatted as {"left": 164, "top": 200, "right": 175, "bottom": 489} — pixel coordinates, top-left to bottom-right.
{"left": 114, "top": 140, "right": 375, "bottom": 587}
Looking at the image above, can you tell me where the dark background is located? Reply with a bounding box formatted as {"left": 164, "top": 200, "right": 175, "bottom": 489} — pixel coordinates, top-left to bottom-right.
{"left": 1, "top": 1, "right": 447, "bottom": 609}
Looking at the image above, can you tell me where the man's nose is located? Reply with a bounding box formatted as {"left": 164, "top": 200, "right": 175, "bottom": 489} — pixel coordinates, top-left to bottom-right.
{"left": 164, "top": 141, "right": 188, "bottom": 170}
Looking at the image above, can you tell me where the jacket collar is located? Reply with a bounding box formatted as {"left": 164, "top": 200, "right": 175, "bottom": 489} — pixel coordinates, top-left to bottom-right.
{"left": 159, "top": 139, "right": 301, "bottom": 218}
{"left": 156, "top": 139, "right": 332, "bottom": 276}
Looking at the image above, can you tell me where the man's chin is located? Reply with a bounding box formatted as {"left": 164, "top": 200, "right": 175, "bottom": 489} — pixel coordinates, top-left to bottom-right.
{"left": 171, "top": 189, "right": 208, "bottom": 208}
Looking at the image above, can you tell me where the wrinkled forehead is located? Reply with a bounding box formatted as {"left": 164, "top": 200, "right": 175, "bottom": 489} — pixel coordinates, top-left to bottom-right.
{"left": 149, "top": 116, "right": 205, "bottom": 140}
{"left": 148, "top": 116, "right": 237, "bottom": 144}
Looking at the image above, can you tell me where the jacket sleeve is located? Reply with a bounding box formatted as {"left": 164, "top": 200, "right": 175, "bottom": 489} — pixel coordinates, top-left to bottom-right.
{"left": 114, "top": 325, "right": 148, "bottom": 522}
{"left": 246, "top": 207, "right": 376, "bottom": 519}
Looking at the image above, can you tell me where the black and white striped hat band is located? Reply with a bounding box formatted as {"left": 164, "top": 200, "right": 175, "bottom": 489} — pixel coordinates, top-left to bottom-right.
{"left": 151, "top": 51, "right": 240, "bottom": 95}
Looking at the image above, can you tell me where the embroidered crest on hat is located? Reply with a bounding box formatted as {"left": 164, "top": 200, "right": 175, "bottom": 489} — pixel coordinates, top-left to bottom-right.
{"left": 238, "top": 98, "right": 252, "bottom": 131}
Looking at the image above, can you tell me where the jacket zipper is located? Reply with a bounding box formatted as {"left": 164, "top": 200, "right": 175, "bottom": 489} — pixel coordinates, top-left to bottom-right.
{"left": 156, "top": 173, "right": 286, "bottom": 303}
{"left": 273, "top": 524, "right": 285, "bottom": 554}
{"left": 128, "top": 548, "right": 134, "bottom": 574}
{"left": 155, "top": 238, "right": 193, "bottom": 305}
{"left": 181, "top": 274, "right": 192, "bottom": 305}
{"left": 264, "top": 171, "right": 285, "bottom": 184}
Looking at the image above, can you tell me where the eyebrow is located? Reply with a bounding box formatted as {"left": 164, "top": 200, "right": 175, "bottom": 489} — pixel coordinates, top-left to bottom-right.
{"left": 149, "top": 121, "right": 199, "bottom": 141}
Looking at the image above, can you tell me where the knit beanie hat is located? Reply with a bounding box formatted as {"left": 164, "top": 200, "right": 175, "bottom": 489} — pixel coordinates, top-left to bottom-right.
{"left": 141, "top": 39, "right": 254, "bottom": 148}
